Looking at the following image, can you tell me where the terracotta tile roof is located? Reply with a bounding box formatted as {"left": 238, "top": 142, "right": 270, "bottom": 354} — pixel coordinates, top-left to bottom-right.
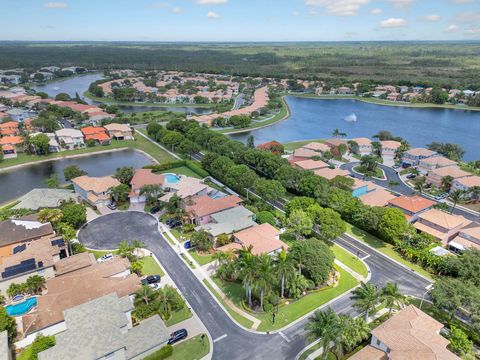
{"left": 130, "top": 169, "right": 164, "bottom": 189}
{"left": 85, "top": 132, "right": 111, "bottom": 142}
{"left": 454, "top": 176, "right": 480, "bottom": 188}
{"left": 302, "top": 142, "right": 330, "bottom": 152}
{"left": 388, "top": 195, "right": 435, "bottom": 213}
{"left": 22, "top": 256, "right": 140, "bottom": 335}
{"left": 0, "top": 135, "right": 23, "bottom": 145}
{"left": 413, "top": 221, "right": 448, "bottom": 240}
{"left": 313, "top": 167, "right": 349, "bottom": 180}
{"left": 351, "top": 137, "right": 372, "bottom": 146}
{"left": 459, "top": 225, "right": 480, "bottom": 241}
{"left": 359, "top": 188, "right": 397, "bottom": 207}
{"left": 420, "top": 156, "right": 457, "bottom": 167}
{"left": 429, "top": 166, "right": 470, "bottom": 179}
{"left": 405, "top": 147, "right": 437, "bottom": 157}
{"left": 324, "top": 138, "right": 347, "bottom": 147}
{"left": 224, "top": 223, "right": 287, "bottom": 255}
{"left": 187, "top": 195, "right": 242, "bottom": 218}
{"left": 0, "top": 121, "right": 19, "bottom": 130}
{"left": 81, "top": 126, "right": 108, "bottom": 136}
{"left": 450, "top": 234, "right": 480, "bottom": 251}
{"left": 380, "top": 140, "right": 401, "bottom": 149}
{"left": 72, "top": 175, "right": 120, "bottom": 194}
{"left": 417, "top": 209, "right": 471, "bottom": 230}
{"left": 293, "top": 147, "right": 321, "bottom": 159}
{"left": 371, "top": 305, "right": 460, "bottom": 360}
{"left": 294, "top": 159, "right": 329, "bottom": 170}
{"left": 349, "top": 345, "right": 387, "bottom": 360}
{"left": 1, "top": 144, "right": 15, "bottom": 151}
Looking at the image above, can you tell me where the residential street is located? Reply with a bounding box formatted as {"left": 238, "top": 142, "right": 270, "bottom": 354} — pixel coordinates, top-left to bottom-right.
{"left": 78, "top": 212, "right": 432, "bottom": 360}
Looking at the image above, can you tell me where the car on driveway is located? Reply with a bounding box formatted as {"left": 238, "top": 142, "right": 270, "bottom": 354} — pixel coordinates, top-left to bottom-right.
{"left": 150, "top": 206, "right": 161, "bottom": 214}
{"left": 169, "top": 220, "right": 182, "bottom": 228}
{"left": 107, "top": 202, "right": 117, "bottom": 210}
{"left": 168, "top": 329, "right": 188, "bottom": 345}
{"left": 97, "top": 253, "right": 114, "bottom": 263}
{"left": 406, "top": 174, "right": 416, "bottom": 179}
{"left": 149, "top": 283, "right": 161, "bottom": 291}
{"left": 141, "top": 275, "right": 161, "bottom": 285}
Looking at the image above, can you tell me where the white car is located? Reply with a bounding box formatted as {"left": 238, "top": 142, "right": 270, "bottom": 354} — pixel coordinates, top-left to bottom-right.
{"left": 97, "top": 253, "right": 114, "bottom": 263}
{"left": 149, "top": 283, "right": 161, "bottom": 291}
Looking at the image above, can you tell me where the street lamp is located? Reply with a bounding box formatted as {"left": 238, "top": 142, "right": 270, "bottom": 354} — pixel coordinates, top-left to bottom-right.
{"left": 419, "top": 285, "right": 434, "bottom": 310}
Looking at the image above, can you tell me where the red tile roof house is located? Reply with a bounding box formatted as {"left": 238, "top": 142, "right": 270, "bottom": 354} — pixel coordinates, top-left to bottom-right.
{"left": 0, "top": 135, "right": 24, "bottom": 153}
{"left": 401, "top": 147, "right": 437, "bottom": 167}
{"left": 417, "top": 155, "right": 458, "bottom": 175}
{"left": 387, "top": 195, "right": 435, "bottom": 222}
{"left": 302, "top": 142, "right": 330, "bottom": 153}
{"left": 324, "top": 138, "right": 348, "bottom": 157}
{"left": 129, "top": 169, "right": 165, "bottom": 203}
{"left": 81, "top": 126, "right": 111, "bottom": 146}
{"left": 350, "top": 137, "right": 372, "bottom": 156}
{"left": 217, "top": 223, "right": 288, "bottom": 256}
{"left": 1, "top": 144, "right": 17, "bottom": 159}
{"left": 426, "top": 166, "right": 471, "bottom": 188}
{"left": 449, "top": 224, "right": 480, "bottom": 253}
{"left": 451, "top": 176, "right": 480, "bottom": 197}
{"left": 185, "top": 195, "right": 243, "bottom": 225}
{"left": 0, "top": 121, "right": 20, "bottom": 136}
{"left": 413, "top": 208, "right": 471, "bottom": 245}
{"left": 293, "top": 159, "right": 329, "bottom": 171}
{"left": 313, "top": 167, "right": 349, "bottom": 181}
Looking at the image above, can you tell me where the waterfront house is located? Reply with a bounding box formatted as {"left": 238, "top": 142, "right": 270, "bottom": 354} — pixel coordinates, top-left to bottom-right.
{"left": 55, "top": 128, "right": 84, "bottom": 150}
{"left": 387, "top": 195, "right": 435, "bottom": 222}
{"left": 218, "top": 223, "right": 288, "bottom": 256}
{"left": 324, "top": 138, "right": 348, "bottom": 157}
{"left": 449, "top": 224, "right": 480, "bottom": 252}
{"left": 413, "top": 208, "right": 471, "bottom": 245}
{"left": 386, "top": 92, "right": 401, "bottom": 101}
{"left": 426, "top": 166, "right": 471, "bottom": 188}
{"left": 104, "top": 123, "right": 133, "bottom": 140}
{"left": 12, "top": 188, "right": 76, "bottom": 211}
{"left": 186, "top": 195, "right": 243, "bottom": 225}
{"left": 291, "top": 147, "right": 323, "bottom": 159}
{"left": 380, "top": 140, "right": 401, "bottom": 165}
{"left": 129, "top": 169, "right": 165, "bottom": 203}
{"left": 1, "top": 144, "right": 17, "bottom": 159}
{"left": 350, "top": 305, "right": 460, "bottom": 360}
{"left": 29, "top": 132, "right": 61, "bottom": 153}
{"left": 293, "top": 159, "right": 329, "bottom": 171}
{"left": 350, "top": 138, "right": 372, "bottom": 156}
{"left": 72, "top": 175, "right": 120, "bottom": 208}
{"left": 337, "top": 86, "right": 351, "bottom": 94}
{"left": 451, "top": 176, "right": 480, "bottom": 197}
{"left": 302, "top": 142, "right": 330, "bottom": 153}
{"left": 81, "top": 126, "right": 111, "bottom": 145}
{"left": 402, "top": 148, "right": 437, "bottom": 167}
{"left": 5, "top": 108, "right": 29, "bottom": 122}
{"left": 0, "top": 121, "right": 19, "bottom": 136}
{"left": 0, "top": 135, "right": 23, "bottom": 153}
{"left": 159, "top": 176, "right": 209, "bottom": 203}
{"left": 417, "top": 156, "right": 457, "bottom": 175}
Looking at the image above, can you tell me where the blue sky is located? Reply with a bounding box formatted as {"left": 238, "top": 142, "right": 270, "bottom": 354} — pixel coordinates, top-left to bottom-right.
{"left": 1, "top": 0, "right": 479, "bottom": 41}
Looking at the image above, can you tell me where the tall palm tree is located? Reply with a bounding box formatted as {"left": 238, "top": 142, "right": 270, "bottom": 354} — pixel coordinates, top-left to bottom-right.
{"left": 157, "top": 286, "right": 178, "bottom": 320}
{"left": 118, "top": 240, "right": 134, "bottom": 259}
{"left": 441, "top": 175, "right": 454, "bottom": 193}
{"left": 131, "top": 239, "right": 145, "bottom": 262}
{"left": 448, "top": 189, "right": 465, "bottom": 214}
{"left": 470, "top": 186, "right": 480, "bottom": 203}
{"left": 305, "top": 308, "right": 340, "bottom": 360}
{"left": 414, "top": 178, "right": 426, "bottom": 194}
{"left": 135, "top": 285, "right": 155, "bottom": 306}
{"left": 140, "top": 184, "right": 163, "bottom": 205}
{"left": 236, "top": 247, "right": 256, "bottom": 308}
{"left": 26, "top": 275, "right": 46, "bottom": 295}
{"left": 275, "top": 249, "right": 294, "bottom": 299}
{"left": 381, "top": 282, "right": 405, "bottom": 317}
{"left": 253, "top": 254, "right": 275, "bottom": 310}
{"left": 337, "top": 315, "right": 370, "bottom": 354}
{"left": 350, "top": 282, "right": 380, "bottom": 320}
{"left": 332, "top": 128, "right": 341, "bottom": 138}
{"left": 38, "top": 208, "right": 63, "bottom": 225}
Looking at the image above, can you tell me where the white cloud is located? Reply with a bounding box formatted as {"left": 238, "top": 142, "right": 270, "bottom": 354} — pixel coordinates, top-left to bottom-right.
{"left": 197, "top": 0, "right": 227, "bottom": 4}
{"left": 44, "top": 2, "right": 67, "bottom": 8}
{"left": 371, "top": 8, "right": 382, "bottom": 15}
{"left": 444, "top": 24, "right": 459, "bottom": 32}
{"left": 171, "top": 7, "right": 182, "bottom": 13}
{"left": 207, "top": 10, "right": 221, "bottom": 18}
{"left": 387, "top": 0, "right": 414, "bottom": 8}
{"left": 292, "top": 10, "right": 300, "bottom": 16}
{"left": 305, "top": 0, "right": 371, "bottom": 16}
{"left": 424, "top": 14, "right": 440, "bottom": 21}
{"left": 380, "top": 17, "right": 407, "bottom": 27}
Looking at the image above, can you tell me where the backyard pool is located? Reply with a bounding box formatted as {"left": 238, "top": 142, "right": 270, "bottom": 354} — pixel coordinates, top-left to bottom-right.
{"left": 6, "top": 297, "right": 37, "bottom": 316}
{"left": 164, "top": 174, "right": 181, "bottom": 184}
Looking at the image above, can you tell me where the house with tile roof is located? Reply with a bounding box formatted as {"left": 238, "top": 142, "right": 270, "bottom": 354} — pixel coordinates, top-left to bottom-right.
{"left": 159, "top": 176, "right": 209, "bottom": 203}
{"left": 104, "top": 123, "right": 133, "bottom": 140}
{"left": 55, "top": 128, "right": 84, "bottom": 150}
{"left": 350, "top": 138, "right": 372, "bottom": 156}
{"left": 301, "top": 142, "right": 330, "bottom": 153}
{"left": 195, "top": 206, "right": 256, "bottom": 240}
{"left": 293, "top": 159, "right": 329, "bottom": 171}
{"left": 12, "top": 188, "right": 76, "bottom": 211}
{"left": 402, "top": 147, "right": 437, "bottom": 167}
{"left": 418, "top": 156, "right": 457, "bottom": 175}
{"left": 186, "top": 195, "right": 243, "bottom": 225}
{"left": 81, "top": 126, "right": 111, "bottom": 145}
{"left": 313, "top": 167, "right": 349, "bottom": 181}
{"left": 451, "top": 176, "right": 480, "bottom": 197}
{"left": 0, "top": 121, "right": 19, "bottom": 136}
{"left": 351, "top": 305, "right": 460, "bottom": 360}
{"left": 449, "top": 224, "right": 480, "bottom": 253}
{"left": 72, "top": 175, "right": 120, "bottom": 208}
{"left": 129, "top": 169, "right": 165, "bottom": 203}
{"left": 426, "top": 166, "right": 471, "bottom": 188}
{"left": 387, "top": 195, "right": 435, "bottom": 222}
{"left": 0, "top": 135, "right": 24, "bottom": 153}
{"left": 413, "top": 208, "right": 471, "bottom": 245}
{"left": 359, "top": 187, "right": 397, "bottom": 207}
{"left": 1, "top": 144, "right": 17, "bottom": 159}
{"left": 218, "top": 223, "right": 288, "bottom": 256}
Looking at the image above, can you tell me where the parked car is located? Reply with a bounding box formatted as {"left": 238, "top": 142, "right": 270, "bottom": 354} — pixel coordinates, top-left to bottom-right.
{"left": 150, "top": 206, "right": 161, "bottom": 214}
{"left": 166, "top": 218, "right": 176, "bottom": 225}
{"left": 107, "top": 202, "right": 117, "bottom": 210}
{"left": 168, "top": 329, "right": 188, "bottom": 345}
{"left": 183, "top": 241, "right": 191, "bottom": 249}
{"left": 141, "top": 275, "right": 161, "bottom": 285}
{"left": 406, "top": 174, "right": 416, "bottom": 179}
{"left": 148, "top": 283, "right": 161, "bottom": 291}
{"left": 97, "top": 253, "right": 114, "bottom": 263}
{"left": 169, "top": 220, "right": 182, "bottom": 228}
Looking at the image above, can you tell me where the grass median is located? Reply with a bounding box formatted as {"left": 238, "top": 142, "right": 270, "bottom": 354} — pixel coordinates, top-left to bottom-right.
{"left": 331, "top": 244, "right": 368, "bottom": 278}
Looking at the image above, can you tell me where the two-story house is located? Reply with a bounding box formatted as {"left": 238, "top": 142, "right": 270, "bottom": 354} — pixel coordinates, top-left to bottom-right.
{"left": 186, "top": 195, "right": 243, "bottom": 225}
{"left": 350, "top": 138, "right": 372, "bottom": 156}
{"left": 449, "top": 224, "right": 480, "bottom": 253}
{"left": 55, "top": 129, "right": 85, "bottom": 150}
{"left": 72, "top": 175, "right": 120, "bottom": 208}
{"left": 417, "top": 155, "right": 457, "bottom": 175}
{"left": 129, "top": 169, "right": 165, "bottom": 203}
{"left": 401, "top": 147, "right": 437, "bottom": 167}
{"left": 426, "top": 166, "right": 471, "bottom": 188}
{"left": 387, "top": 195, "right": 435, "bottom": 222}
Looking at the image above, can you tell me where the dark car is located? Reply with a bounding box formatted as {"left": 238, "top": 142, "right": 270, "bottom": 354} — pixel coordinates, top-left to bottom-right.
{"left": 168, "top": 329, "right": 188, "bottom": 345}
{"left": 406, "top": 174, "right": 417, "bottom": 179}
{"left": 141, "top": 275, "right": 161, "bottom": 285}
{"left": 169, "top": 220, "right": 182, "bottom": 228}
{"left": 166, "top": 218, "right": 176, "bottom": 225}
{"left": 150, "top": 206, "right": 161, "bottom": 214}
{"left": 107, "top": 202, "right": 117, "bottom": 210}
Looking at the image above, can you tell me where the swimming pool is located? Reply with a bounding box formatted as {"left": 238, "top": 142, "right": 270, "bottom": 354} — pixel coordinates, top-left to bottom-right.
{"left": 6, "top": 297, "right": 37, "bottom": 316}
{"left": 164, "top": 174, "right": 180, "bottom": 184}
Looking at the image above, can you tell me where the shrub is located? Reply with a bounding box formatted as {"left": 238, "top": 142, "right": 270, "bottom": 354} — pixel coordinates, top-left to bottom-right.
{"left": 185, "top": 160, "right": 209, "bottom": 178}
{"left": 216, "top": 234, "right": 231, "bottom": 246}
{"left": 256, "top": 211, "right": 276, "bottom": 226}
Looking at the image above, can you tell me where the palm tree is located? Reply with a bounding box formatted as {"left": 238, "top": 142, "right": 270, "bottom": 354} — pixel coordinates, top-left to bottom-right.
{"left": 237, "top": 247, "right": 256, "bottom": 308}
{"left": 381, "top": 282, "right": 405, "bottom": 317}
{"left": 140, "top": 184, "right": 163, "bottom": 205}
{"left": 157, "top": 286, "right": 178, "bottom": 320}
{"left": 371, "top": 141, "right": 382, "bottom": 157}
{"left": 135, "top": 285, "right": 155, "bottom": 306}
{"left": 253, "top": 254, "right": 275, "bottom": 310}
{"left": 441, "top": 175, "right": 454, "bottom": 193}
{"left": 26, "top": 275, "right": 46, "bottom": 295}
{"left": 337, "top": 315, "right": 370, "bottom": 354}
{"left": 38, "top": 208, "right": 63, "bottom": 225}
{"left": 414, "top": 177, "right": 426, "bottom": 194}
{"left": 118, "top": 240, "right": 134, "bottom": 259}
{"left": 131, "top": 239, "right": 145, "bottom": 262}
{"left": 350, "top": 282, "right": 380, "bottom": 320}
{"left": 332, "top": 128, "right": 341, "bottom": 138}
{"left": 448, "top": 189, "right": 465, "bottom": 214}
{"left": 360, "top": 155, "right": 379, "bottom": 177}
{"left": 275, "top": 249, "right": 294, "bottom": 299}
{"left": 470, "top": 186, "right": 480, "bottom": 203}
{"left": 305, "top": 308, "right": 340, "bottom": 360}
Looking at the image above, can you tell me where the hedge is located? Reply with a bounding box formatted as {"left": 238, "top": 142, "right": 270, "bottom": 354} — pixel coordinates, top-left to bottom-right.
{"left": 143, "top": 160, "right": 209, "bottom": 178}
{"left": 143, "top": 345, "right": 174, "bottom": 360}
{"left": 185, "top": 160, "right": 210, "bottom": 178}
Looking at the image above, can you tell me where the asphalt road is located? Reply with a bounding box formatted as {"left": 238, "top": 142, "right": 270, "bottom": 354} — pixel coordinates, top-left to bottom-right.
{"left": 340, "top": 162, "right": 479, "bottom": 222}
{"left": 79, "top": 212, "right": 432, "bottom": 360}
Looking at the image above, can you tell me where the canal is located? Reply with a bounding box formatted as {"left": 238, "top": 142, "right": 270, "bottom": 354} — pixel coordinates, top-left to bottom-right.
{"left": 0, "top": 149, "right": 153, "bottom": 204}
{"left": 230, "top": 97, "right": 480, "bottom": 161}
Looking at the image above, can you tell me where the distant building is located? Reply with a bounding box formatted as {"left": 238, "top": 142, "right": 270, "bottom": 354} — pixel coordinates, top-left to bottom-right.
{"left": 104, "top": 123, "right": 133, "bottom": 140}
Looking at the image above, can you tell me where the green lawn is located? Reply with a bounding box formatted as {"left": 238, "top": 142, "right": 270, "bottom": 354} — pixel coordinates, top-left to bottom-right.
{"left": 189, "top": 250, "right": 215, "bottom": 266}
{"left": 140, "top": 256, "right": 165, "bottom": 277}
{"left": 165, "top": 306, "right": 193, "bottom": 327}
{"left": 283, "top": 139, "right": 325, "bottom": 151}
{"left": 170, "top": 334, "right": 210, "bottom": 360}
{"left": 0, "top": 134, "right": 174, "bottom": 170}
{"left": 202, "top": 279, "right": 255, "bottom": 329}
{"left": 181, "top": 254, "right": 195, "bottom": 269}
{"left": 353, "top": 165, "right": 385, "bottom": 180}
{"left": 213, "top": 265, "right": 359, "bottom": 332}
{"left": 331, "top": 244, "right": 369, "bottom": 278}
{"left": 344, "top": 223, "right": 433, "bottom": 280}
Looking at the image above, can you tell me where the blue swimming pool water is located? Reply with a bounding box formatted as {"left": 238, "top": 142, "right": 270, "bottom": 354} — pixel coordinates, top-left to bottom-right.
{"left": 6, "top": 297, "right": 37, "bottom": 316}
{"left": 165, "top": 174, "right": 180, "bottom": 184}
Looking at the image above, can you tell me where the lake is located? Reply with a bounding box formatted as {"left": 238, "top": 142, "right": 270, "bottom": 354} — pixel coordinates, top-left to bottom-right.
{"left": 230, "top": 97, "right": 480, "bottom": 161}
{"left": 32, "top": 73, "right": 212, "bottom": 115}
{"left": 0, "top": 149, "right": 152, "bottom": 204}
